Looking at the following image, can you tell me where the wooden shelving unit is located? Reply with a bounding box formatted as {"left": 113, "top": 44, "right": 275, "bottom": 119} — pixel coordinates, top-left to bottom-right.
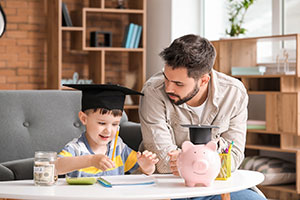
{"left": 47, "top": 0, "right": 146, "bottom": 122}
{"left": 212, "top": 34, "right": 300, "bottom": 199}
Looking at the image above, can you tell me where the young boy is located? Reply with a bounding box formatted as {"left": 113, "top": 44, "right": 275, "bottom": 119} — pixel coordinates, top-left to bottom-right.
{"left": 56, "top": 84, "right": 159, "bottom": 177}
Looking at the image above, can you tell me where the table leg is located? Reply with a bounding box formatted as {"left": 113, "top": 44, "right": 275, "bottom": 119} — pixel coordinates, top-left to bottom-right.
{"left": 221, "top": 193, "right": 231, "bottom": 200}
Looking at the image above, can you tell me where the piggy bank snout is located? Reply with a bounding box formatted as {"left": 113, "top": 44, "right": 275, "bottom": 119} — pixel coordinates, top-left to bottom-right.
{"left": 192, "top": 160, "right": 209, "bottom": 173}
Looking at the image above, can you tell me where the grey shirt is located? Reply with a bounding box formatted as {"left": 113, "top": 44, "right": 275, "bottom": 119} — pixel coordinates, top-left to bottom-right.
{"left": 139, "top": 69, "right": 248, "bottom": 173}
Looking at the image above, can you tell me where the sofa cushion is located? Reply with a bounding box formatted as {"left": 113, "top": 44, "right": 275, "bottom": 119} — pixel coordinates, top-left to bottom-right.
{"left": 240, "top": 156, "right": 296, "bottom": 185}
{"left": 0, "top": 90, "right": 85, "bottom": 163}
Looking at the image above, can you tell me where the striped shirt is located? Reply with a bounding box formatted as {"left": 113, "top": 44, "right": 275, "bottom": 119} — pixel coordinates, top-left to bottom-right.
{"left": 58, "top": 132, "right": 139, "bottom": 177}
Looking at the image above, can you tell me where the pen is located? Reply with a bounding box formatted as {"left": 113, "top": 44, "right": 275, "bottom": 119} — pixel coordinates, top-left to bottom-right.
{"left": 97, "top": 177, "right": 112, "bottom": 188}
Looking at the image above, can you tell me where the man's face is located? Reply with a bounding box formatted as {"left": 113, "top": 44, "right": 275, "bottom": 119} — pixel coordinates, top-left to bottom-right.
{"left": 163, "top": 65, "right": 200, "bottom": 105}
{"left": 80, "top": 111, "right": 121, "bottom": 148}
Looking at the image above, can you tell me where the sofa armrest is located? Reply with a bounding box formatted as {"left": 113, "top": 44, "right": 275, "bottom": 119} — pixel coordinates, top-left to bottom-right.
{"left": 2, "top": 158, "right": 34, "bottom": 180}
{"left": 0, "top": 163, "right": 14, "bottom": 181}
{"left": 119, "top": 121, "right": 142, "bottom": 151}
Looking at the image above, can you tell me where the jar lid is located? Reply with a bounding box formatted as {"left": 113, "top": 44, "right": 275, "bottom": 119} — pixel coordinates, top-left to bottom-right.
{"left": 35, "top": 151, "right": 57, "bottom": 161}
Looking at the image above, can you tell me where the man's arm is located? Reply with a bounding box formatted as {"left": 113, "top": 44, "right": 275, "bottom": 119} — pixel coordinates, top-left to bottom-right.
{"left": 219, "top": 92, "right": 248, "bottom": 171}
{"left": 139, "top": 85, "right": 177, "bottom": 173}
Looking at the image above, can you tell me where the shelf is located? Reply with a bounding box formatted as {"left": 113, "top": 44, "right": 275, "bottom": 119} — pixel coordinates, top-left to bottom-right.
{"left": 247, "top": 91, "right": 298, "bottom": 95}
{"left": 247, "top": 129, "right": 281, "bottom": 134}
{"left": 258, "top": 184, "right": 297, "bottom": 194}
{"left": 246, "top": 144, "right": 300, "bottom": 153}
{"left": 213, "top": 34, "right": 300, "bottom": 198}
{"left": 124, "top": 105, "right": 139, "bottom": 109}
{"left": 83, "top": 47, "right": 144, "bottom": 52}
{"left": 213, "top": 34, "right": 298, "bottom": 42}
{"left": 83, "top": 8, "right": 144, "bottom": 14}
{"left": 234, "top": 74, "right": 295, "bottom": 78}
{"left": 61, "top": 27, "right": 84, "bottom": 31}
{"left": 47, "top": 0, "right": 146, "bottom": 121}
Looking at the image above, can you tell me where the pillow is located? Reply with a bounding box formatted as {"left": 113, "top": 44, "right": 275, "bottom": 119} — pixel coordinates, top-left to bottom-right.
{"left": 239, "top": 156, "right": 295, "bottom": 185}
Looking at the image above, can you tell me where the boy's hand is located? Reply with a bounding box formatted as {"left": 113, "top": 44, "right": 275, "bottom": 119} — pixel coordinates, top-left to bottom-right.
{"left": 168, "top": 149, "right": 181, "bottom": 176}
{"left": 91, "top": 154, "right": 115, "bottom": 171}
{"left": 137, "top": 150, "right": 159, "bottom": 175}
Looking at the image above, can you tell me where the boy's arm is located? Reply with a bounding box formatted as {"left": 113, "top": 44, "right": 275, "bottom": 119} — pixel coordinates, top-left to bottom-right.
{"left": 56, "top": 154, "right": 115, "bottom": 175}
{"left": 137, "top": 151, "right": 159, "bottom": 175}
{"left": 56, "top": 155, "right": 93, "bottom": 175}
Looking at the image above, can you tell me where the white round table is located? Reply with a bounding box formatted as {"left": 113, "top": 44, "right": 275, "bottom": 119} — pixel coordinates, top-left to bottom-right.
{"left": 0, "top": 170, "right": 264, "bottom": 200}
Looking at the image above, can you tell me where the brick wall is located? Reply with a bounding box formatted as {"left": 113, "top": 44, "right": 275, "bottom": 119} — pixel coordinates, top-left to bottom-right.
{"left": 0, "top": 0, "right": 129, "bottom": 90}
{"left": 0, "top": 0, "right": 47, "bottom": 89}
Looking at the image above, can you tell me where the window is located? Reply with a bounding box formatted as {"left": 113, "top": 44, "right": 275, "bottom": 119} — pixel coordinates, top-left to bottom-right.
{"left": 203, "top": 0, "right": 298, "bottom": 40}
{"left": 284, "top": 0, "right": 300, "bottom": 34}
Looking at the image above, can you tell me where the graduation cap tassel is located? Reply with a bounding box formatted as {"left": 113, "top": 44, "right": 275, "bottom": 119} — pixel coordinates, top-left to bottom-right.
{"left": 0, "top": 1, "right": 7, "bottom": 38}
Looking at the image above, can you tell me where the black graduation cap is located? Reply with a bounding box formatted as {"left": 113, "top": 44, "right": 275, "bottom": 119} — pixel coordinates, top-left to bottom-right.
{"left": 181, "top": 124, "right": 219, "bottom": 145}
{"left": 63, "top": 84, "right": 143, "bottom": 111}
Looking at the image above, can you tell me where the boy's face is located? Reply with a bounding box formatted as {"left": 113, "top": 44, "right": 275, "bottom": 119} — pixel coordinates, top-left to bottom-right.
{"left": 79, "top": 110, "right": 121, "bottom": 147}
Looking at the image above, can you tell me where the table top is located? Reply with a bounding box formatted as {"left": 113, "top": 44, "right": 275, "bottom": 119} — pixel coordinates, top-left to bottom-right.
{"left": 0, "top": 170, "right": 264, "bottom": 200}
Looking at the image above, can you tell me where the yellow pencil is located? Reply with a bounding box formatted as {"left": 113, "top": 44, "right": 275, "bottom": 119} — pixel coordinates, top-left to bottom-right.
{"left": 111, "top": 129, "right": 120, "bottom": 161}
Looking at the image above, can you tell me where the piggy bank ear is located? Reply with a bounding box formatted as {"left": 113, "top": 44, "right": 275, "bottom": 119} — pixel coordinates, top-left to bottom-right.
{"left": 206, "top": 141, "right": 218, "bottom": 151}
{"left": 181, "top": 141, "right": 194, "bottom": 152}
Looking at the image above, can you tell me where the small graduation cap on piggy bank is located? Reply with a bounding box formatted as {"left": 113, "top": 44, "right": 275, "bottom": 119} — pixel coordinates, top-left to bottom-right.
{"left": 182, "top": 124, "right": 219, "bottom": 145}
{"left": 176, "top": 125, "right": 221, "bottom": 187}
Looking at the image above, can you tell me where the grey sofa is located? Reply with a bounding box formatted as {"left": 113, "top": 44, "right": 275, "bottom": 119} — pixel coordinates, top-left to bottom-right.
{"left": 0, "top": 90, "right": 142, "bottom": 181}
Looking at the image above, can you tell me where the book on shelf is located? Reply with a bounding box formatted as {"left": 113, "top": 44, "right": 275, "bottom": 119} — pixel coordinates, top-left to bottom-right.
{"left": 121, "top": 24, "right": 130, "bottom": 47}
{"left": 133, "top": 25, "right": 142, "bottom": 48}
{"left": 122, "top": 23, "right": 142, "bottom": 48}
{"left": 122, "top": 23, "right": 135, "bottom": 48}
{"left": 97, "top": 174, "right": 156, "bottom": 187}
{"left": 62, "top": 2, "right": 73, "bottom": 27}
{"left": 231, "top": 66, "right": 266, "bottom": 76}
{"left": 129, "top": 24, "right": 139, "bottom": 48}
{"left": 247, "top": 120, "right": 266, "bottom": 130}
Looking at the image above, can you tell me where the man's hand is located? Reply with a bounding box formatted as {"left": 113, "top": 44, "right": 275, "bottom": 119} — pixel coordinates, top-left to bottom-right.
{"left": 137, "top": 150, "right": 159, "bottom": 175}
{"left": 168, "top": 149, "right": 181, "bottom": 176}
{"left": 91, "top": 154, "right": 115, "bottom": 171}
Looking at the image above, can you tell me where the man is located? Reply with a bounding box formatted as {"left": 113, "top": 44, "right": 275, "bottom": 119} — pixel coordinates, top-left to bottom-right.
{"left": 139, "top": 34, "right": 265, "bottom": 200}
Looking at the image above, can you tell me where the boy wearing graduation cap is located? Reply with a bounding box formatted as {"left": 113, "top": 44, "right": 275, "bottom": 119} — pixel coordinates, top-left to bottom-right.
{"left": 56, "top": 84, "right": 159, "bottom": 177}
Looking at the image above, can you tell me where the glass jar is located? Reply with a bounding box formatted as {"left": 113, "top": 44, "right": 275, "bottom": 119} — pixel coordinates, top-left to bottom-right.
{"left": 34, "top": 151, "right": 57, "bottom": 186}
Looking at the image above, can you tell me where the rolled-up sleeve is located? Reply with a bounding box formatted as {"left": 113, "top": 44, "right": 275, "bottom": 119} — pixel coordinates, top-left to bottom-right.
{"left": 139, "top": 85, "right": 177, "bottom": 173}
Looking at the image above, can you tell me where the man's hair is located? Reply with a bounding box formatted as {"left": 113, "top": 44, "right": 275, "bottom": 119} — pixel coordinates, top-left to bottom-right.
{"left": 159, "top": 34, "right": 216, "bottom": 80}
{"left": 85, "top": 108, "right": 123, "bottom": 117}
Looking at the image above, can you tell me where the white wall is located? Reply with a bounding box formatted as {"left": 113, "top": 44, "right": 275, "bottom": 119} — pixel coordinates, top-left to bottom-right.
{"left": 146, "top": 0, "right": 201, "bottom": 79}
{"left": 146, "top": 0, "right": 172, "bottom": 79}
{"left": 171, "top": 0, "right": 201, "bottom": 41}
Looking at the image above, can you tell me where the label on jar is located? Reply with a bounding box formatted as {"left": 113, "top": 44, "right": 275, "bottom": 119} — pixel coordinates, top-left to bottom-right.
{"left": 34, "top": 162, "right": 55, "bottom": 185}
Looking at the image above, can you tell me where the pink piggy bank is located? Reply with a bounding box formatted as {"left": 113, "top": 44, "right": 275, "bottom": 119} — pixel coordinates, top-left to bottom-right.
{"left": 177, "top": 141, "right": 221, "bottom": 187}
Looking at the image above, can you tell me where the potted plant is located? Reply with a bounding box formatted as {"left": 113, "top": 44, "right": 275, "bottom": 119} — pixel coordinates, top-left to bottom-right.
{"left": 226, "top": 0, "right": 256, "bottom": 37}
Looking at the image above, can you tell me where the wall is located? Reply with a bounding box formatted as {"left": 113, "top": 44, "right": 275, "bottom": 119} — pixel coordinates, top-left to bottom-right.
{"left": 146, "top": 0, "right": 201, "bottom": 79}
{"left": 171, "top": 0, "right": 201, "bottom": 41}
{"left": 146, "top": 0, "right": 172, "bottom": 79}
{"left": 0, "top": 0, "right": 47, "bottom": 89}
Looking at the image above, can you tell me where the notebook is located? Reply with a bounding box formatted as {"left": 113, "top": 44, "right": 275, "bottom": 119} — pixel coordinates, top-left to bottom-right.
{"left": 97, "top": 174, "right": 156, "bottom": 187}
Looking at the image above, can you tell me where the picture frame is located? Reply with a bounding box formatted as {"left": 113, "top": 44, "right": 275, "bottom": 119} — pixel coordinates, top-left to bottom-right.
{"left": 90, "top": 31, "right": 112, "bottom": 47}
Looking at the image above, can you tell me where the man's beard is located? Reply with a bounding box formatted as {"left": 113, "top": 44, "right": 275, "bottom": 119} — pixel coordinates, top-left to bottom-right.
{"left": 167, "top": 83, "right": 200, "bottom": 105}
